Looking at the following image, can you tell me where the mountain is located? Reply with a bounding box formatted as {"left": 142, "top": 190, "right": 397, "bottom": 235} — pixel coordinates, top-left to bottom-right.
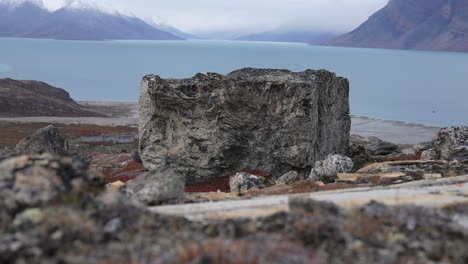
{"left": 237, "top": 30, "right": 338, "bottom": 44}
{"left": 0, "top": 0, "right": 49, "bottom": 37}
{"left": 0, "top": 0, "right": 183, "bottom": 41}
{"left": 327, "top": 0, "right": 468, "bottom": 52}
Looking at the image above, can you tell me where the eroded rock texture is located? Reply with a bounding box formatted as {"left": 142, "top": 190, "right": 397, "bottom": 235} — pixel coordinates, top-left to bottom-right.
{"left": 139, "top": 68, "right": 350, "bottom": 184}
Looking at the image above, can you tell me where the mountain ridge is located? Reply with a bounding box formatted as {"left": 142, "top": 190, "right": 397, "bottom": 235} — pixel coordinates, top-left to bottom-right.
{"left": 327, "top": 0, "right": 468, "bottom": 52}
{"left": 0, "top": 0, "right": 185, "bottom": 40}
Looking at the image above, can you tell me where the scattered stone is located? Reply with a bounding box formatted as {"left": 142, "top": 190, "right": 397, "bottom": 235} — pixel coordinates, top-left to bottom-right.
{"left": 130, "top": 150, "right": 142, "bottom": 163}
{"left": 401, "top": 148, "right": 417, "bottom": 156}
{"left": 15, "top": 125, "right": 68, "bottom": 155}
{"left": 350, "top": 135, "right": 399, "bottom": 157}
{"left": 315, "top": 181, "right": 325, "bottom": 186}
{"left": 106, "top": 181, "right": 125, "bottom": 192}
{"left": 230, "top": 172, "right": 264, "bottom": 193}
{"left": 13, "top": 208, "right": 43, "bottom": 227}
{"left": 309, "top": 155, "right": 354, "bottom": 183}
{"left": 432, "top": 126, "right": 468, "bottom": 161}
{"left": 0, "top": 153, "right": 103, "bottom": 213}
{"left": 275, "top": 171, "right": 301, "bottom": 185}
{"left": 139, "top": 68, "right": 351, "bottom": 184}
{"left": 122, "top": 168, "right": 185, "bottom": 205}
{"left": 421, "top": 149, "right": 436, "bottom": 161}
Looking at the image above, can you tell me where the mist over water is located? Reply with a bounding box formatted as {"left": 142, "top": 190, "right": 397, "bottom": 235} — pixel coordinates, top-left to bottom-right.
{"left": 0, "top": 38, "right": 467, "bottom": 127}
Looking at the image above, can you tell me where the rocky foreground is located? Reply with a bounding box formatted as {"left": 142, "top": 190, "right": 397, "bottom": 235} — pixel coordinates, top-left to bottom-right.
{"left": 0, "top": 71, "right": 467, "bottom": 263}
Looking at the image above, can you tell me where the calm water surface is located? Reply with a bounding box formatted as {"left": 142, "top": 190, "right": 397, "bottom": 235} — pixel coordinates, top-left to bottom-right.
{"left": 0, "top": 38, "right": 467, "bottom": 127}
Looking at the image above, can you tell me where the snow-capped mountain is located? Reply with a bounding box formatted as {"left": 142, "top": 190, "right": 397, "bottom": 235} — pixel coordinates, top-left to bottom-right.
{"left": 0, "top": 0, "right": 49, "bottom": 37}
{"left": 0, "top": 0, "right": 184, "bottom": 40}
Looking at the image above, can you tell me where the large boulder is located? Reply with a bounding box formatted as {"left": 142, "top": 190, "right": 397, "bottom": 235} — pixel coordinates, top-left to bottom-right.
{"left": 139, "top": 68, "right": 351, "bottom": 184}
{"left": 309, "top": 154, "right": 354, "bottom": 182}
{"left": 430, "top": 126, "right": 468, "bottom": 161}
{"left": 15, "top": 125, "right": 68, "bottom": 155}
{"left": 122, "top": 168, "right": 185, "bottom": 205}
{"left": 0, "top": 153, "right": 103, "bottom": 213}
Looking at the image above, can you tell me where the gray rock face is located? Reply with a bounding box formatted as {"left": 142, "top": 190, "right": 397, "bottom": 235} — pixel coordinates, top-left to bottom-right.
{"left": 0, "top": 153, "right": 102, "bottom": 213}
{"left": 229, "top": 172, "right": 264, "bottom": 193}
{"left": 276, "top": 171, "right": 301, "bottom": 185}
{"left": 139, "top": 68, "right": 351, "bottom": 184}
{"left": 351, "top": 135, "right": 399, "bottom": 156}
{"left": 432, "top": 126, "right": 468, "bottom": 161}
{"left": 123, "top": 168, "right": 185, "bottom": 205}
{"left": 309, "top": 155, "right": 354, "bottom": 182}
{"left": 15, "top": 125, "right": 68, "bottom": 155}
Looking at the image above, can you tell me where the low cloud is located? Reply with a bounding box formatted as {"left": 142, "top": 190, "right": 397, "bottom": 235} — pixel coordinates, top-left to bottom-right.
{"left": 42, "top": 0, "right": 389, "bottom": 33}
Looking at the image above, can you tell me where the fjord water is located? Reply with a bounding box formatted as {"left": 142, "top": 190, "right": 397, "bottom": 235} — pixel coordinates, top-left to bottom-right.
{"left": 0, "top": 38, "right": 467, "bottom": 127}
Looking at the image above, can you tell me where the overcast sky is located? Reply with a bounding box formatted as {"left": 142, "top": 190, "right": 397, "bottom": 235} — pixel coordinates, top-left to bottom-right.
{"left": 40, "top": 0, "right": 389, "bottom": 34}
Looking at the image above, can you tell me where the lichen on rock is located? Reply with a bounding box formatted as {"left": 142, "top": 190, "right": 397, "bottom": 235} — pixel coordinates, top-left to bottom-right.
{"left": 139, "top": 68, "right": 351, "bottom": 184}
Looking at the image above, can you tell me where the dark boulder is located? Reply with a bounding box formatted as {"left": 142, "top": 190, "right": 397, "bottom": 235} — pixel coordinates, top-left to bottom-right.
{"left": 15, "top": 125, "right": 68, "bottom": 155}
{"left": 139, "top": 68, "right": 351, "bottom": 184}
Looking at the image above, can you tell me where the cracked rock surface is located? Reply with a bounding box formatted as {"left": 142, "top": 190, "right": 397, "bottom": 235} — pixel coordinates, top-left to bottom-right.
{"left": 139, "top": 68, "right": 351, "bottom": 184}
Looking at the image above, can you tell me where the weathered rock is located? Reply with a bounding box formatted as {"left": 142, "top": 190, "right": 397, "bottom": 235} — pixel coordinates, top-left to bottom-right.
{"left": 276, "top": 171, "right": 301, "bottom": 185}
{"left": 309, "top": 155, "right": 354, "bottom": 182}
{"left": 432, "top": 126, "right": 468, "bottom": 161}
{"left": 15, "top": 125, "right": 68, "bottom": 155}
{"left": 421, "top": 149, "right": 436, "bottom": 161}
{"left": 139, "top": 68, "right": 351, "bottom": 184}
{"left": 0, "top": 153, "right": 103, "bottom": 213}
{"left": 350, "top": 135, "right": 399, "bottom": 158}
{"left": 229, "top": 172, "right": 264, "bottom": 193}
{"left": 122, "top": 168, "right": 185, "bottom": 205}
{"left": 401, "top": 148, "right": 417, "bottom": 156}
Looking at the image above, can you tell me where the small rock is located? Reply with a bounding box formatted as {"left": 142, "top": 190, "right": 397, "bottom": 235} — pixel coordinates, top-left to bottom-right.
{"left": 229, "top": 172, "right": 264, "bottom": 193}
{"left": 13, "top": 208, "right": 43, "bottom": 227}
{"left": 350, "top": 135, "right": 399, "bottom": 157}
{"left": 309, "top": 155, "right": 354, "bottom": 183}
{"left": 122, "top": 168, "right": 185, "bottom": 205}
{"left": 402, "top": 148, "right": 417, "bottom": 156}
{"left": 103, "top": 218, "right": 122, "bottom": 234}
{"left": 106, "top": 181, "right": 125, "bottom": 192}
{"left": 15, "top": 125, "right": 67, "bottom": 155}
{"left": 421, "top": 149, "right": 436, "bottom": 161}
{"left": 315, "top": 181, "right": 325, "bottom": 186}
{"left": 276, "top": 171, "right": 301, "bottom": 185}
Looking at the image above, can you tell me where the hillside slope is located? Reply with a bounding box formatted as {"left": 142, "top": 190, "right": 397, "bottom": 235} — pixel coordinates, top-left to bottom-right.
{"left": 0, "top": 79, "right": 104, "bottom": 117}
{"left": 327, "top": 0, "right": 468, "bottom": 52}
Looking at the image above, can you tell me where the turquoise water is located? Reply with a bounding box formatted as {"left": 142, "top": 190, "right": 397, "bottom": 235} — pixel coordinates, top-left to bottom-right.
{"left": 0, "top": 38, "right": 467, "bottom": 127}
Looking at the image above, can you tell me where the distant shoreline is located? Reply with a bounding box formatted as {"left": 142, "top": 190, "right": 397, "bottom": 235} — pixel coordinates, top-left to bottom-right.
{"left": 0, "top": 101, "right": 440, "bottom": 145}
